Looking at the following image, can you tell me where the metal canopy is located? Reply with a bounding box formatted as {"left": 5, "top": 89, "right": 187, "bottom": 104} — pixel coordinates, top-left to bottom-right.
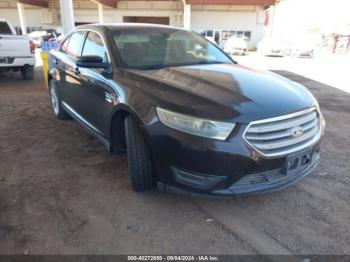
{"left": 16, "top": 0, "right": 275, "bottom": 8}
{"left": 92, "top": 0, "right": 118, "bottom": 8}
{"left": 186, "top": 0, "right": 275, "bottom": 4}
{"left": 18, "top": 0, "right": 49, "bottom": 8}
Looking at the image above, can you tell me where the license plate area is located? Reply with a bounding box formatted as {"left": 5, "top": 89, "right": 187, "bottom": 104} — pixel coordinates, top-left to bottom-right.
{"left": 285, "top": 149, "right": 313, "bottom": 175}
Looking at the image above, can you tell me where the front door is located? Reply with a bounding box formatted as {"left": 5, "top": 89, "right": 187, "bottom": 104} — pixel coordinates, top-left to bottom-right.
{"left": 76, "top": 31, "right": 114, "bottom": 136}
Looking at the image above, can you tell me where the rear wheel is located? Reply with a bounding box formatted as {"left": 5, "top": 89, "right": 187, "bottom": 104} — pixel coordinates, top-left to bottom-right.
{"left": 125, "top": 116, "right": 155, "bottom": 192}
{"left": 20, "top": 65, "right": 34, "bottom": 80}
{"left": 49, "top": 80, "right": 70, "bottom": 120}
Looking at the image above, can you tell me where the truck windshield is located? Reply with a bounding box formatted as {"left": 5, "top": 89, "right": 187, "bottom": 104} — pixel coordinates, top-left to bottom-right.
{"left": 0, "top": 21, "right": 13, "bottom": 34}
{"left": 112, "top": 28, "right": 233, "bottom": 70}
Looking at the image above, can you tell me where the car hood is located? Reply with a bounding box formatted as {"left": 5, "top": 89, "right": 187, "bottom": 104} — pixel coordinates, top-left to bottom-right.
{"left": 121, "top": 63, "right": 316, "bottom": 123}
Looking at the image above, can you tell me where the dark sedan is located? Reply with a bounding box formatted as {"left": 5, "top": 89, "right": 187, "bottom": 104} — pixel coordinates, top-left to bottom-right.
{"left": 48, "top": 24, "right": 325, "bottom": 196}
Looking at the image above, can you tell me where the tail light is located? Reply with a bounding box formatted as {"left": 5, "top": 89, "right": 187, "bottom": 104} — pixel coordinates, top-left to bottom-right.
{"left": 29, "top": 40, "right": 35, "bottom": 54}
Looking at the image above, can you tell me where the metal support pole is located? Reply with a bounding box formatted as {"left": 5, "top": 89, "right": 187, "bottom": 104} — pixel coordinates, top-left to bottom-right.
{"left": 182, "top": 0, "right": 191, "bottom": 30}
{"left": 59, "top": 0, "right": 75, "bottom": 36}
{"left": 98, "top": 3, "right": 104, "bottom": 23}
{"left": 17, "top": 2, "right": 27, "bottom": 35}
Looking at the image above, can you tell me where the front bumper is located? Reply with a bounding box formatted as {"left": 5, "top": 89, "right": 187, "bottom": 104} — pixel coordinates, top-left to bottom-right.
{"left": 229, "top": 48, "right": 246, "bottom": 55}
{"left": 145, "top": 121, "right": 322, "bottom": 197}
{"left": 290, "top": 49, "right": 314, "bottom": 57}
{"left": 265, "top": 50, "right": 284, "bottom": 56}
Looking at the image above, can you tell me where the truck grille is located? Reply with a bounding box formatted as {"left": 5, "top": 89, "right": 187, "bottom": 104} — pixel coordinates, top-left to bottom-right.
{"left": 243, "top": 107, "right": 321, "bottom": 157}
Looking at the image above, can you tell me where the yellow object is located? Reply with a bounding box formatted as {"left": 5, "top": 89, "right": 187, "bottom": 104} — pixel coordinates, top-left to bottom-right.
{"left": 40, "top": 51, "right": 49, "bottom": 89}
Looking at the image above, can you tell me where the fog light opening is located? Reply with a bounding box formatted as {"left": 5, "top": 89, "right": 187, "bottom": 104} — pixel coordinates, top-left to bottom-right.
{"left": 173, "top": 168, "right": 226, "bottom": 190}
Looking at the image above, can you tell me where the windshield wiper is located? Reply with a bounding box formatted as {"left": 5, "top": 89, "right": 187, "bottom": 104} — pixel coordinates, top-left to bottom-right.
{"left": 169, "top": 61, "right": 229, "bottom": 67}
{"left": 133, "top": 61, "right": 230, "bottom": 70}
{"left": 135, "top": 64, "right": 168, "bottom": 70}
{"left": 192, "top": 61, "right": 228, "bottom": 65}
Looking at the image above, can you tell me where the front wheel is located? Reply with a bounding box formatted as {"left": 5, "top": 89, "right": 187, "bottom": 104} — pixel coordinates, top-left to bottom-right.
{"left": 125, "top": 116, "right": 155, "bottom": 192}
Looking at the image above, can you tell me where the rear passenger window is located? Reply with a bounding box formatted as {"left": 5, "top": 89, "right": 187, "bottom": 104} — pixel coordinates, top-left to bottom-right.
{"left": 60, "top": 37, "right": 70, "bottom": 53}
{"left": 0, "top": 21, "right": 13, "bottom": 34}
{"left": 82, "top": 32, "right": 109, "bottom": 62}
{"left": 65, "top": 31, "right": 85, "bottom": 58}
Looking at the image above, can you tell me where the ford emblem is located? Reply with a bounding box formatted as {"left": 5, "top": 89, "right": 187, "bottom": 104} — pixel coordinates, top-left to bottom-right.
{"left": 291, "top": 127, "right": 304, "bottom": 138}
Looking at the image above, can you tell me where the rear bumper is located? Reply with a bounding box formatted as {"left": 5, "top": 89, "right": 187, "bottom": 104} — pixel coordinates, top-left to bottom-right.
{"left": 0, "top": 57, "right": 35, "bottom": 68}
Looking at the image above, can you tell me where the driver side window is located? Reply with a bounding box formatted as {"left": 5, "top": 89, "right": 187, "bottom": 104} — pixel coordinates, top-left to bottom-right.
{"left": 82, "top": 31, "right": 109, "bottom": 63}
{"left": 65, "top": 31, "right": 85, "bottom": 58}
{"left": 60, "top": 37, "right": 70, "bottom": 53}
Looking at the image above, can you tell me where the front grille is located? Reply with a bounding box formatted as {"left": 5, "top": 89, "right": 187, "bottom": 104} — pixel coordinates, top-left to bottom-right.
{"left": 229, "top": 151, "right": 320, "bottom": 193}
{"left": 243, "top": 108, "right": 321, "bottom": 157}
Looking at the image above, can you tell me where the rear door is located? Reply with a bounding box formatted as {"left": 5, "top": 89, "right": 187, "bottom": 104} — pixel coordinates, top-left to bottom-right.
{"left": 58, "top": 31, "right": 86, "bottom": 113}
{"left": 51, "top": 35, "right": 71, "bottom": 100}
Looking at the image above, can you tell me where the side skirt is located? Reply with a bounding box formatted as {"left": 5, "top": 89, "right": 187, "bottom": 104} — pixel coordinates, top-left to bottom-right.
{"left": 61, "top": 101, "right": 112, "bottom": 152}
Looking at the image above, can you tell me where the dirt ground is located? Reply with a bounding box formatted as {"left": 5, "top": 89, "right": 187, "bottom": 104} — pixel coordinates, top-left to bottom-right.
{"left": 0, "top": 66, "right": 349, "bottom": 255}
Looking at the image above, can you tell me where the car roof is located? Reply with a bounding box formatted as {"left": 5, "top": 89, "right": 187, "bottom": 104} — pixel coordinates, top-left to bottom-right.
{"left": 75, "top": 23, "right": 188, "bottom": 32}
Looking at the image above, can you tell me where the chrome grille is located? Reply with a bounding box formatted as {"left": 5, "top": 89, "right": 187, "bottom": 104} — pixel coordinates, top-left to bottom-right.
{"left": 243, "top": 108, "right": 321, "bottom": 157}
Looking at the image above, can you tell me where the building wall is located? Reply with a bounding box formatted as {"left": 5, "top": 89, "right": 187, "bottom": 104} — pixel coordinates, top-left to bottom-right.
{"left": 0, "top": 1, "right": 266, "bottom": 47}
{"left": 74, "top": 9, "right": 178, "bottom": 25}
{"left": 191, "top": 6, "right": 264, "bottom": 47}
{"left": 0, "top": 8, "right": 48, "bottom": 29}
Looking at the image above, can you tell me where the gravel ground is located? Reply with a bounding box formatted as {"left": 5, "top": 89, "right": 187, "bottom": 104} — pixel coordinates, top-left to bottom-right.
{"left": 0, "top": 66, "right": 349, "bottom": 255}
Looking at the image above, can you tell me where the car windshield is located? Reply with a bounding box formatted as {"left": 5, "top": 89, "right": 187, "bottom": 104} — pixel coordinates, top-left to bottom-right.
{"left": 112, "top": 28, "right": 233, "bottom": 69}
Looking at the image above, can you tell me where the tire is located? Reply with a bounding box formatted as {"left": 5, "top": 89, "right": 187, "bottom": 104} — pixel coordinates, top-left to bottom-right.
{"left": 125, "top": 116, "right": 155, "bottom": 192}
{"left": 20, "top": 65, "right": 34, "bottom": 80}
{"left": 49, "top": 80, "right": 70, "bottom": 120}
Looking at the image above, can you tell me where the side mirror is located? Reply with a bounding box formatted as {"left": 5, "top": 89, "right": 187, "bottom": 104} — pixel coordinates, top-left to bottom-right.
{"left": 76, "top": 55, "right": 109, "bottom": 69}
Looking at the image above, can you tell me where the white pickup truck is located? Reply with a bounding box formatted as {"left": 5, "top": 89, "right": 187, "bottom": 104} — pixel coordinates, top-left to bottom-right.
{"left": 0, "top": 18, "right": 35, "bottom": 80}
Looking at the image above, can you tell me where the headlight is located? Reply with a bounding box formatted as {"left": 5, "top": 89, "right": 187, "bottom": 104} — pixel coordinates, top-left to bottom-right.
{"left": 156, "top": 108, "right": 235, "bottom": 140}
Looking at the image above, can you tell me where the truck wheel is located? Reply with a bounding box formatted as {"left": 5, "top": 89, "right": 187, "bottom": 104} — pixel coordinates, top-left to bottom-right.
{"left": 49, "top": 80, "right": 70, "bottom": 120}
{"left": 125, "top": 116, "right": 155, "bottom": 192}
{"left": 20, "top": 65, "right": 34, "bottom": 80}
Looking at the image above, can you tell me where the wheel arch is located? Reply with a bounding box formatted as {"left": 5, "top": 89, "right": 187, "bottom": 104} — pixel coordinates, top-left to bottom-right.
{"left": 48, "top": 74, "right": 53, "bottom": 83}
{"left": 109, "top": 105, "right": 144, "bottom": 153}
{"left": 109, "top": 105, "right": 159, "bottom": 179}
{"left": 48, "top": 67, "right": 59, "bottom": 83}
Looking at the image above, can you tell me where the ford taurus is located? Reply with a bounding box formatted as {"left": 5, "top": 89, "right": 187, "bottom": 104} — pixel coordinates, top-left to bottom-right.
{"left": 48, "top": 24, "right": 325, "bottom": 196}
